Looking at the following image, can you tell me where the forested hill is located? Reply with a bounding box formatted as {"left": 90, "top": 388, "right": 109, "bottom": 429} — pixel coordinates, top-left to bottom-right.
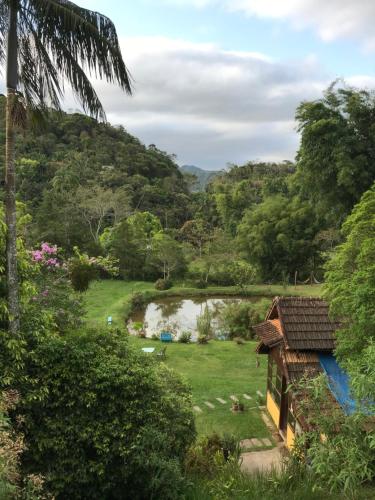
{"left": 180, "top": 164, "right": 219, "bottom": 191}
{"left": 0, "top": 97, "right": 191, "bottom": 252}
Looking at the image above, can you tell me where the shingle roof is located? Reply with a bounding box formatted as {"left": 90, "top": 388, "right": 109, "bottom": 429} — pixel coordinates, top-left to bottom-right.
{"left": 268, "top": 297, "right": 338, "bottom": 351}
{"left": 253, "top": 318, "right": 283, "bottom": 350}
{"left": 284, "top": 351, "right": 322, "bottom": 382}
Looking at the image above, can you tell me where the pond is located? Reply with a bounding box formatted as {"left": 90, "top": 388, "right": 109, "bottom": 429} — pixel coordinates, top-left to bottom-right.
{"left": 129, "top": 295, "right": 264, "bottom": 341}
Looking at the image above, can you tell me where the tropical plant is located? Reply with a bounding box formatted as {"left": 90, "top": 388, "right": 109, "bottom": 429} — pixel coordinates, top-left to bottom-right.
{"left": 0, "top": 0, "right": 131, "bottom": 333}
{"left": 324, "top": 182, "right": 375, "bottom": 402}
{"left": 155, "top": 278, "right": 172, "bottom": 291}
{"left": 196, "top": 305, "right": 213, "bottom": 341}
{"left": 31, "top": 243, "right": 84, "bottom": 332}
{"left": 16, "top": 328, "right": 195, "bottom": 498}
{"left": 178, "top": 331, "right": 192, "bottom": 344}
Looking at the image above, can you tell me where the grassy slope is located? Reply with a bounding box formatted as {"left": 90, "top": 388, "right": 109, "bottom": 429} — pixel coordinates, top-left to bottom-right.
{"left": 84, "top": 280, "right": 323, "bottom": 441}
{"left": 84, "top": 280, "right": 323, "bottom": 327}
{"left": 128, "top": 336, "right": 268, "bottom": 440}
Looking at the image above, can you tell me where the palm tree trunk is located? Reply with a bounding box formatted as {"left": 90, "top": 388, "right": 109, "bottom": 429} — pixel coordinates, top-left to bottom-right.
{"left": 5, "top": 1, "right": 19, "bottom": 334}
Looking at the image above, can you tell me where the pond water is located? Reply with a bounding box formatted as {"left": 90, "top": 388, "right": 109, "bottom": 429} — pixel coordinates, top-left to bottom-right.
{"left": 129, "top": 295, "right": 263, "bottom": 341}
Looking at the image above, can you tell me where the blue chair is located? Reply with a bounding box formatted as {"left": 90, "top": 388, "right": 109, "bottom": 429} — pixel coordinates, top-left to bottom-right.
{"left": 107, "top": 316, "right": 112, "bottom": 326}
{"left": 160, "top": 331, "right": 173, "bottom": 342}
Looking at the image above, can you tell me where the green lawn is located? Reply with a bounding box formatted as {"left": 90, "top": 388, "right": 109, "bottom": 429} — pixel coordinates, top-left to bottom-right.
{"left": 128, "top": 336, "right": 270, "bottom": 441}
{"left": 83, "top": 279, "right": 323, "bottom": 442}
{"left": 84, "top": 279, "right": 323, "bottom": 327}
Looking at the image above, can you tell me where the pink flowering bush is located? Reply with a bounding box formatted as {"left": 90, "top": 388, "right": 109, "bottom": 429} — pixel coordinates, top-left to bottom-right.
{"left": 68, "top": 247, "right": 119, "bottom": 292}
{"left": 30, "top": 243, "right": 83, "bottom": 332}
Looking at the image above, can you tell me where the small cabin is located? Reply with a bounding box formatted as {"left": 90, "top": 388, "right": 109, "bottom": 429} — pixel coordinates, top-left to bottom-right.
{"left": 254, "top": 297, "right": 342, "bottom": 448}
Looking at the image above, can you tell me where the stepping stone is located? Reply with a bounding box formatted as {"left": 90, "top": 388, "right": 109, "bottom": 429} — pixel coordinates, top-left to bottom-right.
{"left": 216, "top": 398, "right": 226, "bottom": 404}
{"left": 193, "top": 406, "right": 202, "bottom": 413}
{"left": 230, "top": 395, "right": 239, "bottom": 402}
{"left": 261, "top": 438, "right": 272, "bottom": 447}
{"left": 204, "top": 401, "right": 215, "bottom": 409}
{"left": 250, "top": 438, "right": 263, "bottom": 448}
{"left": 256, "top": 390, "right": 264, "bottom": 398}
{"left": 240, "top": 439, "right": 253, "bottom": 449}
{"left": 243, "top": 394, "right": 252, "bottom": 400}
{"left": 258, "top": 405, "right": 266, "bottom": 410}
{"left": 261, "top": 412, "right": 274, "bottom": 431}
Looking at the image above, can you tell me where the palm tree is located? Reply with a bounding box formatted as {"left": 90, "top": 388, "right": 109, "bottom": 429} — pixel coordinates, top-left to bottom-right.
{"left": 0, "top": 0, "right": 131, "bottom": 333}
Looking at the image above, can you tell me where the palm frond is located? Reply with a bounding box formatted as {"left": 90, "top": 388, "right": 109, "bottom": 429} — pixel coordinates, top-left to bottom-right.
{"left": 17, "top": 0, "right": 132, "bottom": 119}
{"left": 0, "top": 2, "right": 9, "bottom": 71}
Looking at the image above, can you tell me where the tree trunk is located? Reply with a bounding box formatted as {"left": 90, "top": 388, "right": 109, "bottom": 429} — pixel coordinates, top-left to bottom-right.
{"left": 5, "top": 2, "right": 19, "bottom": 334}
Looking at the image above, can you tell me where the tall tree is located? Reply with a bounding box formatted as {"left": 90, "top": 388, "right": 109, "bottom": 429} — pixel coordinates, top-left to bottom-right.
{"left": 0, "top": 0, "right": 131, "bottom": 333}
{"left": 294, "top": 83, "right": 375, "bottom": 225}
{"left": 324, "top": 183, "right": 375, "bottom": 403}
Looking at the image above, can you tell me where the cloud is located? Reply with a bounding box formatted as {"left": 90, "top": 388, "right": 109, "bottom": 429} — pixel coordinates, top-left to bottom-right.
{"left": 165, "top": 0, "right": 375, "bottom": 51}
{"left": 84, "top": 36, "right": 328, "bottom": 169}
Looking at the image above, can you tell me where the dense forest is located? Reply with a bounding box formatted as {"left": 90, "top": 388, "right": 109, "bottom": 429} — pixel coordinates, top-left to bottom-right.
{"left": 3, "top": 83, "right": 375, "bottom": 286}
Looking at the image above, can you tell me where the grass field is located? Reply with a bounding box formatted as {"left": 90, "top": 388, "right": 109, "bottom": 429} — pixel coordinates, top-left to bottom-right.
{"left": 84, "top": 279, "right": 323, "bottom": 327}
{"left": 83, "top": 280, "right": 323, "bottom": 441}
{"left": 128, "top": 336, "right": 270, "bottom": 441}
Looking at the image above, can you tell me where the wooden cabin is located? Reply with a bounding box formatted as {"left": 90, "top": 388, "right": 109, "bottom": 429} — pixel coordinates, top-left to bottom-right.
{"left": 254, "top": 297, "right": 340, "bottom": 449}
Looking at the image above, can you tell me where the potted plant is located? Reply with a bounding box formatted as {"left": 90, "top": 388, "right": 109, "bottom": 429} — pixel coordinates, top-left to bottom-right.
{"left": 231, "top": 397, "right": 245, "bottom": 412}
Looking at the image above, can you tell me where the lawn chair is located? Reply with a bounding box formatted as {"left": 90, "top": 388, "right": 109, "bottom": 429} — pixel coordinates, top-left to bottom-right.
{"left": 156, "top": 346, "right": 167, "bottom": 360}
{"left": 160, "top": 331, "right": 173, "bottom": 342}
{"left": 107, "top": 316, "right": 112, "bottom": 326}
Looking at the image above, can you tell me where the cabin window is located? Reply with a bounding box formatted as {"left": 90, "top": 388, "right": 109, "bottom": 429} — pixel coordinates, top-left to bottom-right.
{"left": 268, "top": 356, "right": 282, "bottom": 406}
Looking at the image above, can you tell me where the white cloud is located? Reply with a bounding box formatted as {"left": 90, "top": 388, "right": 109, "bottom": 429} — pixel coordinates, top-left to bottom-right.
{"left": 165, "top": 0, "right": 375, "bottom": 51}
{"left": 16, "top": 35, "right": 373, "bottom": 170}
{"left": 83, "top": 36, "right": 329, "bottom": 169}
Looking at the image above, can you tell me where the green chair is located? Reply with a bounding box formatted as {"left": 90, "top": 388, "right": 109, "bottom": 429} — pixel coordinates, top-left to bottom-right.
{"left": 156, "top": 346, "right": 167, "bottom": 360}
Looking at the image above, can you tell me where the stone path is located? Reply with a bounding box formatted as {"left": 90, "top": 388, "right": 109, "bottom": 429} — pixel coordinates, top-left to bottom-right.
{"left": 194, "top": 390, "right": 266, "bottom": 413}
{"left": 216, "top": 397, "right": 226, "bottom": 404}
{"left": 240, "top": 437, "right": 273, "bottom": 451}
{"left": 204, "top": 401, "right": 215, "bottom": 409}
{"left": 241, "top": 446, "right": 282, "bottom": 474}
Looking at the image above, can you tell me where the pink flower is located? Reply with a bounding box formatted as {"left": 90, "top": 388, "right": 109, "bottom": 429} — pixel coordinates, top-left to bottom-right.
{"left": 41, "top": 243, "right": 57, "bottom": 254}
{"left": 32, "top": 250, "right": 43, "bottom": 262}
{"left": 46, "top": 258, "right": 58, "bottom": 267}
{"left": 42, "top": 289, "right": 49, "bottom": 297}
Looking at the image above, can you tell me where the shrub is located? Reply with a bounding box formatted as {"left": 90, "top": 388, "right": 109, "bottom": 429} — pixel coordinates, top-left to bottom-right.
{"left": 178, "top": 331, "right": 192, "bottom": 344}
{"left": 197, "top": 335, "right": 210, "bottom": 344}
{"left": 219, "top": 299, "right": 271, "bottom": 340}
{"left": 129, "top": 292, "right": 146, "bottom": 311}
{"left": 16, "top": 329, "right": 196, "bottom": 499}
{"left": 233, "top": 336, "right": 245, "bottom": 345}
{"left": 194, "top": 279, "right": 207, "bottom": 289}
{"left": 155, "top": 278, "right": 173, "bottom": 290}
{"left": 196, "top": 306, "right": 213, "bottom": 339}
{"left": 69, "top": 258, "right": 97, "bottom": 292}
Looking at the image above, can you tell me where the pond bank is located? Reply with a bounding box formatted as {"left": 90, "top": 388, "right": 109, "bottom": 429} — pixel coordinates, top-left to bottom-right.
{"left": 84, "top": 280, "right": 323, "bottom": 327}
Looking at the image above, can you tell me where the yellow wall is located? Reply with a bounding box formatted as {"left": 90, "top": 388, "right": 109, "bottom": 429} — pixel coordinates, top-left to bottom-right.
{"left": 266, "top": 391, "right": 280, "bottom": 428}
{"left": 286, "top": 424, "right": 295, "bottom": 449}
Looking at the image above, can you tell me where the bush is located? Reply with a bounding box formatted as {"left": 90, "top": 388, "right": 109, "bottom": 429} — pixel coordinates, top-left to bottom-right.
{"left": 197, "top": 335, "right": 210, "bottom": 344}
{"left": 219, "top": 299, "right": 271, "bottom": 340}
{"left": 178, "top": 331, "right": 192, "bottom": 344}
{"left": 233, "top": 336, "right": 245, "bottom": 345}
{"left": 16, "top": 329, "right": 196, "bottom": 499}
{"left": 69, "top": 258, "right": 97, "bottom": 292}
{"left": 196, "top": 306, "right": 213, "bottom": 339}
{"left": 155, "top": 278, "right": 172, "bottom": 291}
{"left": 129, "top": 292, "right": 146, "bottom": 311}
{"left": 194, "top": 279, "right": 207, "bottom": 289}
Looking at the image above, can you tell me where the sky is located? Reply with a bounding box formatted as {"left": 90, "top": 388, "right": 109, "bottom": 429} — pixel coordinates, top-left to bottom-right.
{"left": 34, "top": 1, "right": 375, "bottom": 169}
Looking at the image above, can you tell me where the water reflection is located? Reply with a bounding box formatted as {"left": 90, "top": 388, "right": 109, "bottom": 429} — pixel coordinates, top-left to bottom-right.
{"left": 130, "top": 295, "right": 260, "bottom": 341}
